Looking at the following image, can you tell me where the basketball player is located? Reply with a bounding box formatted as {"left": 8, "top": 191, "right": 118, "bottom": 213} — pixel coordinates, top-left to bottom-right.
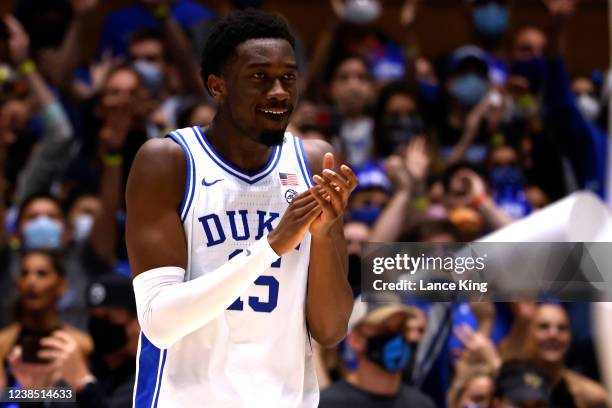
{"left": 125, "top": 9, "right": 356, "bottom": 407}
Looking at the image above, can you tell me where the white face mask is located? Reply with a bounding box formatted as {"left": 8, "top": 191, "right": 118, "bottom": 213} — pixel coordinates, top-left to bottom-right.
{"left": 343, "top": 0, "right": 381, "bottom": 24}
{"left": 576, "top": 93, "right": 601, "bottom": 122}
{"left": 72, "top": 214, "right": 94, "bottom": 243}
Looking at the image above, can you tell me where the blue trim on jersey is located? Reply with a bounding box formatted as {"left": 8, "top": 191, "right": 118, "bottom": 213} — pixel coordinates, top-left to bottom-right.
{"left": 193, "top": 126, "right": 281, "bottom": 184}
{"left": 152, "top": 349, "right": 168, "bottom": 408}
{"left": 292, "top": 136, "right": 313, "bottom": 188}
{"left": 166, "top": 131, "right": 196, "bottom": 223}
{"left": 135, "top": 333, "right": 163, "bottom": 408}
{"left": 297, "top": 138, "right": 314, "bottom": 187}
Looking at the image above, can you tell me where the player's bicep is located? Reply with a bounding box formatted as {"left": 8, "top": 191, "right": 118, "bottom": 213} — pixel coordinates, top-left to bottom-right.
{"left": 126, "top": 139, "right": 188, "bottom": 276}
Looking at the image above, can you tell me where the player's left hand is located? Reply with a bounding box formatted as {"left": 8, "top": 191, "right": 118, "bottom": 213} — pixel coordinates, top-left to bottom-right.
{"left": 309, "top": 152, "right": 358, "bottom": 236}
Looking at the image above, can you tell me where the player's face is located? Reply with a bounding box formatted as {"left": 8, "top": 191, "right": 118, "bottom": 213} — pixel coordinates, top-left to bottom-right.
{"left": 223, "top": 38, "right": 298, "bottom": 146}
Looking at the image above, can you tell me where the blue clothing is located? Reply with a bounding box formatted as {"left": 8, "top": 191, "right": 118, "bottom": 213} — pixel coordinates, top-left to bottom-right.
{"left": 99, "top": 0, "right": 214, "bottom": 56}
{"left": 543, "top": 57, "right": 608, "bottom": 199}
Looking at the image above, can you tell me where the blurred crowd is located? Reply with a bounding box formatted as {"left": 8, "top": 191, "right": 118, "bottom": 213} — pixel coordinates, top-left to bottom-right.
{"left": 0, "top": 0, "right": 609, "bottom": 407}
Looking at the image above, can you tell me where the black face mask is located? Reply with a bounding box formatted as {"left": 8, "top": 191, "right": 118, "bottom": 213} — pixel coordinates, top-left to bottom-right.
{"left": 365, "top": 331, "right": 413, "bottom": 372}
{"left": 382, "top": 114, "right": 424, "bottom": 152}
{"left": 88, "top": 317, "right": 127, "bottom": 355}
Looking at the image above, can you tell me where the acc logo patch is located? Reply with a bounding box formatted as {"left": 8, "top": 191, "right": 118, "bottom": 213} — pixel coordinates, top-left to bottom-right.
{"left": 285, "top": 189, "right": 298, "bottom": 203}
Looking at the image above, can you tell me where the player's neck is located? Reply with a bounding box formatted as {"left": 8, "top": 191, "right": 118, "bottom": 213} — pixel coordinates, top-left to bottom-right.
{"left": 206, "top": 116, "right": 275, "bottom": 173}
{"left": 348, "top": 358, "right": 402, "bottom": 396}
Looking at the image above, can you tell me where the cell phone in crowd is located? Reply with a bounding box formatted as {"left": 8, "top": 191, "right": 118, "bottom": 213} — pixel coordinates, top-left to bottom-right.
{"left": 18, "top": 330, "right": 53, "bottom": 364}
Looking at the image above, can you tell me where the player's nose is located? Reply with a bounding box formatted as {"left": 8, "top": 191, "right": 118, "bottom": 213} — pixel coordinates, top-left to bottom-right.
{"left": 266, "top": 78, "right": 290, "bottom": 102}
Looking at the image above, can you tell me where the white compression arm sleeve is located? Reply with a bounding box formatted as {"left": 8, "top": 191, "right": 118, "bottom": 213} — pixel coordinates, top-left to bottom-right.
{"left": 133, "top": 238, "right": 279, "bottom": 349}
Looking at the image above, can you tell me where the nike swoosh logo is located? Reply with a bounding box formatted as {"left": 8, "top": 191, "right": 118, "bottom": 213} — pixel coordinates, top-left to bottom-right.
{"left": 202, "top": 177, "right": 223, "bottom": 187}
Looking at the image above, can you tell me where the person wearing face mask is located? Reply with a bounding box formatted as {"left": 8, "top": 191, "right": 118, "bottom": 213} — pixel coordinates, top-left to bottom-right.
{"left": 572, "top": 76, "right": 602, "bottom": 124}
{"left": 464, "top": 0, "right": 510, "bottom": 85}
{"left": 349, "top": 163, "right": 393, "bottom": 227}
{"left": 373, "top": 81, "right": 426, "bottom": 158}
{"left": 319, "top": 298, "right": 435, "bottom": 408}
{"left": 487, "top": 145, "right": 532, "bottom": 220}
{"left": 0, "top": 250, "right": 93, "bottom": 391}
{"left": 438, "top": 46, "right": 494, "bottom": 165}
{"left": 0, "top": 194, "right": 111, "bottom": 330}
{"left": 67, "top": 193, "right": 103, "bottom": 246}
{"left": 326, "top": 55, "right": 377, "bottom": 168}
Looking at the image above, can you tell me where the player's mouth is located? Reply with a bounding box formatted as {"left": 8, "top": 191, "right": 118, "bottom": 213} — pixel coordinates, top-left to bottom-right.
{"left": 256, "top": 107, "right": 291, "bottom": 122}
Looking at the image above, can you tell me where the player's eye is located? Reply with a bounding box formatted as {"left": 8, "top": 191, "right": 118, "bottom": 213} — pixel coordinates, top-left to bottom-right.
{"left": 252, "top": 72, "right": 265, "bottom": 79}
{"left": 283, "top": 73, "right": 296, "bottom": 81}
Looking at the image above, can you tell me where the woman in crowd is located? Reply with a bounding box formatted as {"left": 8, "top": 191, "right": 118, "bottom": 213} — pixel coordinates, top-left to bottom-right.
{"left": 0, "top": 250, "right": 92, "bottom": 390}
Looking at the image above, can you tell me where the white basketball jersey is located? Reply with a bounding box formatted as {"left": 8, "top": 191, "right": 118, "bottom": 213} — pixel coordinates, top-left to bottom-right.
{"left": 133, "top": 127, "right": 319, "bottom": 408}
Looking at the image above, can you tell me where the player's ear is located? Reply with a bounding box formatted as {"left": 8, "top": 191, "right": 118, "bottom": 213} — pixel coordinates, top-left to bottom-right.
{"left": 207, "top": 74, "right": 227, "bottom": 102}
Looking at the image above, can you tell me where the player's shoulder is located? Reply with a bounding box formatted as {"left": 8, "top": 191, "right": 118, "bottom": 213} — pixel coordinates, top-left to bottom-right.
{"left": 131, "top": 134, "right": 187, "bottom": 178}
{"left": 298, "top": 137, "right": 334, "bottom": 176}
{"left": 127, "top": 133, "right": 188, "bottom": 204}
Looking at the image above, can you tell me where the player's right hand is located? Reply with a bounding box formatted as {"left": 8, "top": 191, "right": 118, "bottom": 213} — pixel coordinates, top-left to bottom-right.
{"left": 267, "top": 189, "right": 321, "bottom": 255}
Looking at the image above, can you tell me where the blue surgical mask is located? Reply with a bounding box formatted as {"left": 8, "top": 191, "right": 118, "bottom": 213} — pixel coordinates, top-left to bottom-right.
{"left": 366, "top": 332, "right": 412, "bottom": 372}
{"left": 451, "top": 73, "right": 488, "bottom": 107}
{"left": 23, "top": 215, "right": 63, "bottom": 250}
{"left": 472, "top": 3, "right": 509, "bottom": 40}
{"left": 351, "top": 205, "right": 383, "bottom": 226}
{"left": 132, "top": 59, "right": 164, "bottom": 94}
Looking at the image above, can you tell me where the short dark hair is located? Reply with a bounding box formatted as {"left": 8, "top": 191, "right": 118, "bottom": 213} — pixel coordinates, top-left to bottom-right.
{"left": 129, "top": 28, "right": 163, "bottom": 47}
{"left": 21, "top": 249, "right": 66, "bottom": 277}
{"left": 200, "top": 9, "right": 295, "bottom": 94}
{"left": 17, "top": 193, "right": 65, "bottom": 227}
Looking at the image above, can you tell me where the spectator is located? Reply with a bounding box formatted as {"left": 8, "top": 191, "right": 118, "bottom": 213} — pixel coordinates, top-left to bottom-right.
{"left": 348, "top": 163, "right": 392, "bottom": 227}
{"left": 319, "top": 298, "right": 435, "bottom": 408}
{"left": 175, "top": 95, "right": 217, "bottom": 129}
{"left": 373, "top": 81, "right": 425, "bottom": 158}
{"left": 0, "top": 250, "right": 93, "bottom": 390}
{"left": 525, "top": 304, "right": 608, "bottom": 408}
{"left": 327, "top": 55, "right": 376, "bottom": 168}
{"left": 448, "top": 365, "right": 496, "bottom": 408}
{"left": 493, "top": 361, "right": 552, "bottom": 408}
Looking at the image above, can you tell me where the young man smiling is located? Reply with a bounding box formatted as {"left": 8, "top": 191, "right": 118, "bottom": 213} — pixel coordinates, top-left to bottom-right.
{"left": 125, "top": 9, "right": 356, "bottom": 407}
